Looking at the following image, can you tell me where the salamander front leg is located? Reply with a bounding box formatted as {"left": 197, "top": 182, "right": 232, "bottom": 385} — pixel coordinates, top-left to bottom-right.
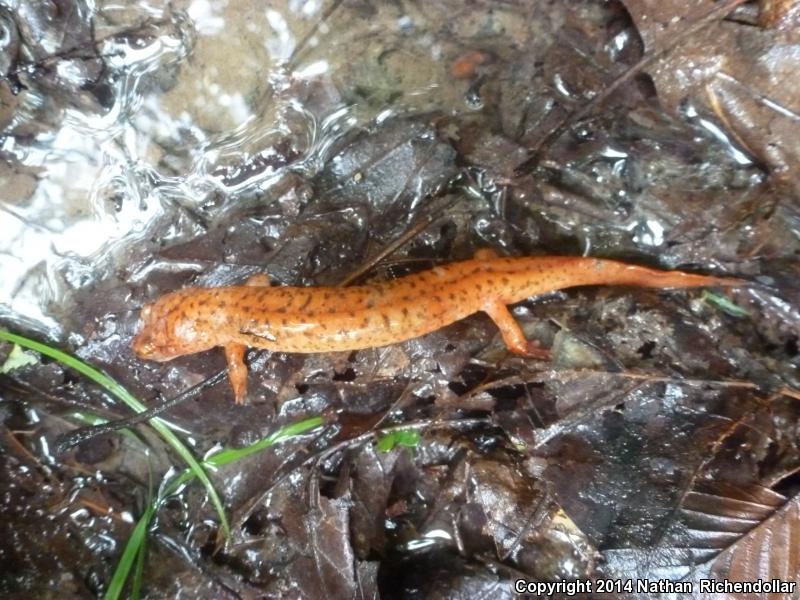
{"left": 483, "top": 300, "right": 550, "bottom": 360}
{"left": 224, "top": 342, "right": 248, "bottom": 404}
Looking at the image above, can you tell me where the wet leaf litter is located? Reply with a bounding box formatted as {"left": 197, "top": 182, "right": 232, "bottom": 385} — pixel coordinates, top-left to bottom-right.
{"left": 1, "top": 1, "right": 799, "bottom": 598}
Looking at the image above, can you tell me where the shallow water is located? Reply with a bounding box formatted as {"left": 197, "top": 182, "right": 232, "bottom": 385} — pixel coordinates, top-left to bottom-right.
{"left": 4, "top": 0, "right": 764, "bottom": 335}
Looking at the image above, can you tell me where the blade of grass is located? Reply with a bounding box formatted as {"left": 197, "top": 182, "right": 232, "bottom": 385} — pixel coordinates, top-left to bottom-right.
{"left": 168, "top": 416, "right": 325, "bottom": 492}
{"left": 376, "top": 429, "right": 421, "bottom": 453}
{"left": 0, "top": 329, "right": 229, "bottom": 535}
{"left": 700, "top": 290, "right": 750, "bottom": 317}
{"left": 104, "top": 416, "right": 323, "bottom": 600}
{"left": 130, "top": 536, "right": 147, "bottom": 600}
{"left": 130, "top": 456, "right": 154, "bottom": 600}
{"left": 202, "top": 416, "right": 324, "bottom": 468}
{"left": 104, "top": 504, "right": 155, "bottom": 600}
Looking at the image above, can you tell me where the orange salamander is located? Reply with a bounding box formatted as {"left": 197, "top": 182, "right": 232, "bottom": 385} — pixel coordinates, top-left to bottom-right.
{"left": 132, "top": 250, "right": 743, "bottom": 404}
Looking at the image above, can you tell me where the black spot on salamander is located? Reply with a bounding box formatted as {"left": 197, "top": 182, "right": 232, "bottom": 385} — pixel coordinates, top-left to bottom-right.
{"left": 219, "top": 300, "right": 227, "bottom": 309}
{"left": 501, "top": 276, "right": 510, "bottom": 285}
{"left": 381, "top": 313, "right": 390, "bottom": 328}
{"left": 299, "top": 295, "right": 312, "bottom": 310}
{"left": 328, "top": 307, "right": 337, "bottom": 314}
{"left": 401, "top": 295, "right": 412, "bottom": 302}
{"left": 275, "top": 306, "right": 287, "bottom": 314}
{"left": 348, "top": 310, "right": 356, "bottom": 318}
{"left": 475, "top": 284, "right": 483, "bottom": 292}
{"left": 402, "top": 307, "right": 409, "bottom": 317}
{"left": 449, "top": 292, "right": 456, "bottom": 300}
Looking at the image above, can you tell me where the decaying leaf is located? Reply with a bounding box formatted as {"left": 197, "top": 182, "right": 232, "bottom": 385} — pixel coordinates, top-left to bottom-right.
{"left": 0, "top": 344, "right": 38, "bottom": 373}
{"left": 682, "top": 482, "right": 800, "bottom": 588}
{"left": 621, "top": 0, "right": 800, "bottom": 190}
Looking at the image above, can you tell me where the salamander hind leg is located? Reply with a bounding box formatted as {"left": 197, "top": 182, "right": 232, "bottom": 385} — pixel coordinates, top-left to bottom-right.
{"left": 246, "top": 274, "right": 271, "bottom": 287}
{"left": 224, "top": 342, "right": 249, "bottom": 404}
{"left": 483, "top": 300, "right": 550, "bottom": 360}
{"left": 474, "top": 248, "right": 500, "bottom": 260}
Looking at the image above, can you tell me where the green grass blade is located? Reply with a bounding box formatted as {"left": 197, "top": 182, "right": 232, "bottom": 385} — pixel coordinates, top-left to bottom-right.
{"left": 700, "top": 290, "right": 750, "bottom": 317}
{"left": 376, "top": 429, "right": 421, "bottom": 453}
{"left": 130, "top": 538, "right": 147, "bottom": 600}
{"left": 104, "top": 416, "right": 324, "bottom": 597}
{"left": 204, "top": 416, "right": 324, "bottom": 467}
{"left": 130, "top": 458, "right": 154, "bottom": 600}
{"left": 0, "top": 329, "right": 229, "bottom": 535}
{"left": 104, "top": 505, "right": 155, "bottom": 600}
{"left": 164, "top": 416, "right": 324, "bottom": 494}
{"left": 1, "top": 330, "right": 325, "bottom": 595}
{"left": 149, "top": 422, "right": 229, "bottom": 533}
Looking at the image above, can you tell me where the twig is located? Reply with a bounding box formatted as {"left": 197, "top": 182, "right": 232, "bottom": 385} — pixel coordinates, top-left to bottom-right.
{"left": 287, "top": 0, "right": 345, "bottom": 67}
{"left": 338, "top": 195, "right": 459, "bottom": 286}
{"left": 778, "top": 386, "right": 800, "bottom": 401}
{"left": 54, "top": 369, "right": 228, "bottom": 453}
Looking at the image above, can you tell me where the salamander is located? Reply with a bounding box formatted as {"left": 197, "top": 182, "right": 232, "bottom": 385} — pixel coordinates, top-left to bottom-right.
{"left": 132, "top": 250, "right": 743, "bottom": 403}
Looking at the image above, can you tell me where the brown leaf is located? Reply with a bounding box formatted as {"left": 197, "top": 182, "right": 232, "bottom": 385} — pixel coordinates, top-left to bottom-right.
{"left": 307, "top": 496, "right": 358, "bottom": 598}
{"left": 621, "top": 0, "right": 800, "bottom": 190}
{"left": 682, "top": 482, "right": 800, "bottom": 589}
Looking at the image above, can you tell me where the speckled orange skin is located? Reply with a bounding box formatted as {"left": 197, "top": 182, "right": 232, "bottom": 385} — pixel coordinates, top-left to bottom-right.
{"left": 132, "top": 252, "right": 742, "bottom": 403}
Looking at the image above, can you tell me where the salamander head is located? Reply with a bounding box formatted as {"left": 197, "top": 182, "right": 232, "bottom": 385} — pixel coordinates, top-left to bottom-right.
{"left": 132, "top": 291, "right": 214, "bottom": 361}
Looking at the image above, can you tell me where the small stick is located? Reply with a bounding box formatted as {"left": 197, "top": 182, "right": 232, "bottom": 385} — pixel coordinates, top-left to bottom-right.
{"left": 338, "top": 194, "right": 460, "bottom": 287}
{"left": 55, "top": 368, "right": 227, "bottom": 453}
